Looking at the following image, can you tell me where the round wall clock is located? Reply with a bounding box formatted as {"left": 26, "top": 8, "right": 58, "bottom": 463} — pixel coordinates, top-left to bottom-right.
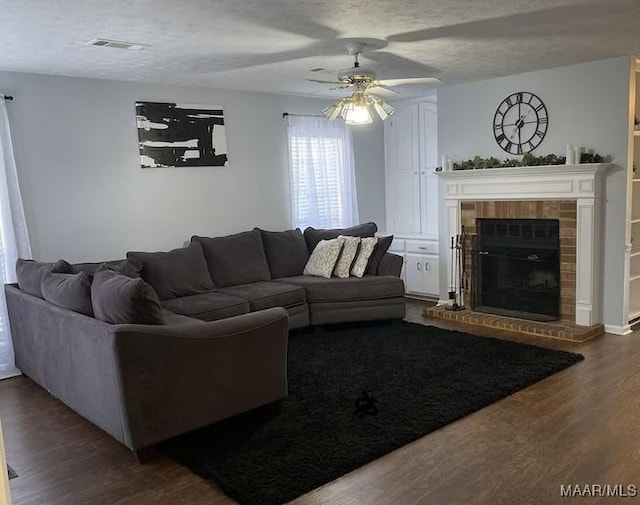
{"left": 493, "top": 92, "right": 548, "bottom": 155}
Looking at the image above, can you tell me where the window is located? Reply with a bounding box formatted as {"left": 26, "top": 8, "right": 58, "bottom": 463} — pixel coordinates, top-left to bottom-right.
{"left": 285, "top": 115, "right": 359, "bottom": 229}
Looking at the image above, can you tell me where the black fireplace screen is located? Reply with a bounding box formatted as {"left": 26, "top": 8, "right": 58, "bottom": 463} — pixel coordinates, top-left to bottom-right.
{"left": 473, "top": 218, "right": 560, "bottom": 322}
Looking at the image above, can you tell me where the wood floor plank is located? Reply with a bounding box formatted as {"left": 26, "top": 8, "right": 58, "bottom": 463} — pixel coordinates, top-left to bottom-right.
{"left": 3, "top": 299, "right": 638, "bottom": 504}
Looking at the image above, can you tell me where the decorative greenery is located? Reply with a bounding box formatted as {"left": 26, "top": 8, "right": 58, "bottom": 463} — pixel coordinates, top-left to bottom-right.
{"left": 447, "top": 151, "right": 606, "bottom": 171}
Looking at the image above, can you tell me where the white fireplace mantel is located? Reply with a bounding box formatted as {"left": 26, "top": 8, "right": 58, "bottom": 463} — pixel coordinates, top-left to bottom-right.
{"left": 436, "top": 163, "right": 610, "bottom": 327}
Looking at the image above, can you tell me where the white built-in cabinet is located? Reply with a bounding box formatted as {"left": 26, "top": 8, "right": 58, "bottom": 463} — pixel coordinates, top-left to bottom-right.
{"left": 384, "top": 97, "right": 439, "bottom": 298}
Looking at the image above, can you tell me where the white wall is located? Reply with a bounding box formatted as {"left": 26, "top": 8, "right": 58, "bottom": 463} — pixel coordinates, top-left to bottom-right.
{"left": 437, "top": 56, "right": 631, "bottom": 329}
{"left": 351, "top": 122, "right": 386, "bottom": 228}
{"left": 0, "top": 71, "right": 385, "bottom": 262}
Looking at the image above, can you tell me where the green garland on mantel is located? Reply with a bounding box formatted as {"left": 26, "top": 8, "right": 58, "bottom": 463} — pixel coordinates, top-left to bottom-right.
{"left": 440, "top": 152, "right": 607, "bottom": 171}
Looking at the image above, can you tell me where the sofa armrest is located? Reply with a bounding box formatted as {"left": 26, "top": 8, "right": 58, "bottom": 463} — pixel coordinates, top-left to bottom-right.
{"left": 377, "top": 252, "right": 403, "bottom": 277}
{"left": 111, "top": 307, "right": 289, "bottom": 450}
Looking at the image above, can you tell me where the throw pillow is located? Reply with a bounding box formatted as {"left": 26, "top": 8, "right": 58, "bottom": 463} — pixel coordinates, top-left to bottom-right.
{"left": 258, "top": 228, "right": 309, "bottom": 278}
{"left": 366, "top": 235, "right": 394, "bottom": 275}
{"left": 303, "top": 222, "right": 377, "bottom": 253}
{"left": 41, "top": 269, "right": 93, "bottom": 316}
{"left": 70, "top": 258, "right": 142, "bottom": 278}
{"left": 127, "top": 241, "right": 214, "bottom": 300}
{"left": 351, "top": 237, "right": 379, "bottom": 278}
{"left": 16, "top": 258, "right": 70, "bottom": 298}
{"left": 192, "top": 229, "right": 271, "bottom": 288}
{"left": 333, "top": 236, "right": 361, "bottom": 279}
{"left": 91, "top": 266, "right": 165, "bottom": 325}
{"left": 303, "top": 237, "right": 346, "bottom": 279}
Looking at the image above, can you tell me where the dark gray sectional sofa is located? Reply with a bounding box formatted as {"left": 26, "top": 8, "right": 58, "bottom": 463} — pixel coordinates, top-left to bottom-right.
{"left": 6, "top": 222, "right": 404, "bottom": 458}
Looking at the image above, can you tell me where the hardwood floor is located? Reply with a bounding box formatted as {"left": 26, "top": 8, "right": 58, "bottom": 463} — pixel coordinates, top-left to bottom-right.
{"left": 3, "top": 299, "right": 640, "bottom": 504}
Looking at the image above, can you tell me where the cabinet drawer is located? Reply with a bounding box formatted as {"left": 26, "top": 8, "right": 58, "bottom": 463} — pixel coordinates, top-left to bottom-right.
{"left": 389, "top": 238, "right": 406, "bottom": 252}
{"left": 406, "top": 240, "right": 438, "bottom": 254}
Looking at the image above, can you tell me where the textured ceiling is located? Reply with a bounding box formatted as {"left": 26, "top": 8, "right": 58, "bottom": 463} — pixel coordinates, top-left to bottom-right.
{"left": 1, "top": 0, "right": 640, "bottom": 98}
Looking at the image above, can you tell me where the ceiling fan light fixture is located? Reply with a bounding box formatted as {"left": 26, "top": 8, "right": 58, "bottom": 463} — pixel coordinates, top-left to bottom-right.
{"left": 373, "top": 99, "right": 395, "bottom": 120}
{"left": 341, "top": 96, "right": 373, "bottom": 125}
{"left": 323, "top": 101, "right": 344, "bottom": 121}
{"left": 344, "top": 105, "right": 373, "bottom": 125}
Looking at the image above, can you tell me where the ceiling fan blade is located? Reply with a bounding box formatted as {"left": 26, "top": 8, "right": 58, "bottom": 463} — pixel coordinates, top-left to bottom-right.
{"left": 367, "top": 85, "right": 400, "bottom": 98}
{"left": 306, "top": 79, "right": 343, "bottom": 85}
{"left": 377, "top": 77, "right": 442, "bottom": 87}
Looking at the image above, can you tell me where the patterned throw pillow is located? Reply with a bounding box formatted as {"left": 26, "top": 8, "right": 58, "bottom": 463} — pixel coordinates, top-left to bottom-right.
{"left": 351, "top": 237, "right": 379, "bottom": 278}
{"left": 303, "top": 237, "right": 346, "bottom": 279}
{"left": 333, "top": 236, "right": 361, "bottom": 278}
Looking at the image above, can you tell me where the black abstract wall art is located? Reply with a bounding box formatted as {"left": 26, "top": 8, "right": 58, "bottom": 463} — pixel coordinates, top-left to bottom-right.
{"left": 135, "top": 101, "right": 228, "bottom": 168}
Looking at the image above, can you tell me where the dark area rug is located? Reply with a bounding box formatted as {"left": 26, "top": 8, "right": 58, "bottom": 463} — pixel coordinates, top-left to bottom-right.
{"left": 161, "top": 321, "right": 584, "bottom": 505}
{"left": 7, "top": 464, "right": 17, "bottom": 480}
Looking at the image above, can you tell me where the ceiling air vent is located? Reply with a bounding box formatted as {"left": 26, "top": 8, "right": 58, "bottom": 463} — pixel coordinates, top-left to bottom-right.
{"left": 87, "top": 38, "right": 146, "bottom": 50}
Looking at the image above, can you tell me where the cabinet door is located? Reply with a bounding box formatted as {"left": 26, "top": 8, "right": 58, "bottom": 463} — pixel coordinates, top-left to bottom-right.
{"left": 405, "top": 253, "right": 439, "bottom": 296}
{"left": 405, "top": 253, "right": 426, "bottom": 294}
{"left": 419, "top": 99, "right": 439, "bottom": 239}
{"left": 385, "top": 102, "right": 420, "bottom": 233}
{"left": 419, "top": 99, "right": 438, "bottom": 168}
{"left": 386, "top": 102, "right": 419, "bottom": 174}
{"left": 423, "top": 255, "right": 440, "bottom": 295}
{"left": 387, "top": 172, "right": 421, "bottom": 234}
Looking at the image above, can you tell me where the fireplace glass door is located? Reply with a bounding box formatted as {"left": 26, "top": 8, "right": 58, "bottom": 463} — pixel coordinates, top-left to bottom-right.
{"left": 474, "top": 219, "right": 560, "bottom": 322}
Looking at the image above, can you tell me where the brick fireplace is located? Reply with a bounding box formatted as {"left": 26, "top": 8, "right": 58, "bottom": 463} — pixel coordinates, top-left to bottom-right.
{"left": 428, "top": 164, "right": 609, "bottom": 338}
{"left": 461, "top": 200, "right": 576, "bottom": 322}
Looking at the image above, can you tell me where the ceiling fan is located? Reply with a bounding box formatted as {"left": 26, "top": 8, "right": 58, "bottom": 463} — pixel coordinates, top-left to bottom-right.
{"left": 308, "top": 41, "right": 441, "bottom": 125}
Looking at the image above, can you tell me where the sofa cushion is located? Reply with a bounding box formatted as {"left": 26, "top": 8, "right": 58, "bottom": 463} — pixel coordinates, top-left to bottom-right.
{"left": 127, "top": 242, "right": 214, "bottom": 300}
{"left": 258, "top": 228, "right": 309, "bottom": 278}
{"left": 303, "top": 237, "right": 345, "bottom": 279}
{"left": 333, "top": 235, "right": 360, "bottom": 279}
{"left": 192, "top": 229, "right": 271, "bottom": 288}
{"left": 160, "top": 291, "right": 250, "bottom": 322}
{"left": 219, "top": 281, "right": 306, "bottom": 311}
{"left": 71, "top": 259, "right": 142, "bottom": 278}
{"left": 351, "top": 237, "right": 378, "bottom": 278}
{"left": 41, "top": 270, "right": 94, "bottom": 316}
{"left": 91, "top": 267, "right": 165, "bottom": 325}
{"left": 274, "top": 275, "right": 405, "bottom": 303}
{"left": 16, "top": 258, "right": 69, "bottom": 298}
{"left": 303, "top": 222, "right": 377, "bottom": 253}
{"left": 366, "top": 235, "right": 394, "bottom": 275}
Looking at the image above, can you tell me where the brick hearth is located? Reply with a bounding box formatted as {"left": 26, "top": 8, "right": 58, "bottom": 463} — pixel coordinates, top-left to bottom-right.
{"left": 424, "top": 305, "right": 603, "bottom": 343}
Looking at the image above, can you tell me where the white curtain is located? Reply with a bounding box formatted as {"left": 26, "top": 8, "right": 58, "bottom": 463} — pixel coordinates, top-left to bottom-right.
{"left": 0, "top": 97, "right": 31, "bottom": 379}
{"left": 286, "top": 115, "right": 359, "bottom": 229}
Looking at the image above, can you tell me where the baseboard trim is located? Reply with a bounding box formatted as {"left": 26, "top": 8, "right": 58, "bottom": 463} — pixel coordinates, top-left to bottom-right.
{"left": 0, "top": 367, "right": 22, "bottom": 381}
{"left": 604, "top": 324, "right": 632, "bottom": 335}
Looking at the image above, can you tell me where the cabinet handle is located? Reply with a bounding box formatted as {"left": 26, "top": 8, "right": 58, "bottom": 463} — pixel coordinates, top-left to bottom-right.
{"left": 418, "top": 246, "right": 426, "bottom": 250}
{"left": 417, "top": 262, "right": 421, "bottom": 271}
{"left": 425, "top": 262, "right": 430, "bottom": 271}
{"left": 414, "top": 171, "right": 418, "bottom": 175}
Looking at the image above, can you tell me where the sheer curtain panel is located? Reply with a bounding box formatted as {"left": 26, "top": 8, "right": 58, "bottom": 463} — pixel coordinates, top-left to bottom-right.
{"left": 286, "top": 115, "right": 359, "bottom": 230}
{"left": 0, "top": 96, "right": 31, "bottom": 379}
